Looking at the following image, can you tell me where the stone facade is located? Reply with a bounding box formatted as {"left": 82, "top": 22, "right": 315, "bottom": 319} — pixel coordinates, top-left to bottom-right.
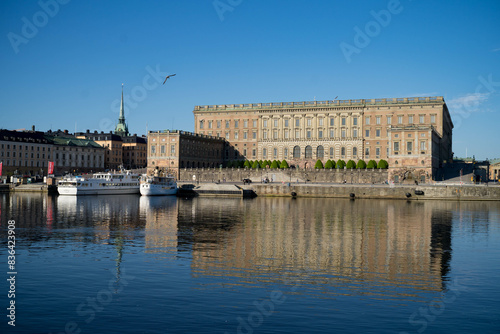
{"left": 179, "top": 167, "right": 388, "bottom": 184}
{"left": 193, "top": 96, "right": 454, "bottom": 181}
{"left": 147, "top": 130, "right": 226, "bottom": 179}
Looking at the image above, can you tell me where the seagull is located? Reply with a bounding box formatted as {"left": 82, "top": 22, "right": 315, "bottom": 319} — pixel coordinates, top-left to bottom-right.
{"left": 163, "top": 74, "right": 176, "bottom": 85}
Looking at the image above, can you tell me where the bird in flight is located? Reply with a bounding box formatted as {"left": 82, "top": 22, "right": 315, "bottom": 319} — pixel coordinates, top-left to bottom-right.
{"left": 163, "top": 74, "right": 176, "bottom": 85}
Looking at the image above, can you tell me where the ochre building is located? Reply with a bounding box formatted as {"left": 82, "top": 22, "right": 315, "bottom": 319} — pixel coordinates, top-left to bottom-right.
{"left": 193, "top": 96, "right": 453, "bottom": 182}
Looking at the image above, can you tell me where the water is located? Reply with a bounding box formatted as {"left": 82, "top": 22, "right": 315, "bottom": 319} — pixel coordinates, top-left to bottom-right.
{"left": 1, "top": 193, "right": 499, "bottom": 334}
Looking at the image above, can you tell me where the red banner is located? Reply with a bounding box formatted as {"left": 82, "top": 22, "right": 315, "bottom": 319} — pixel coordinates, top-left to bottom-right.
{"left": 48, "top": 161, "right": 54, "bottom": 175}
{"left": 0, "top": 162, "right": 2, "bottom": 176}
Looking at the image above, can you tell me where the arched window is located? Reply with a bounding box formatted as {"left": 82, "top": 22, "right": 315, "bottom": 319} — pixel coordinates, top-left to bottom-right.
{"left": 284, "top": 148, "right": 288, "bottom": 158}
{"left": 330, "top": 147, "right": 334, "bottom": 157}
{"left": 317, "top": 145, "right": 324, "bottom": 158}
{"left": 305, "top": 145, "right": 312, "bottom": 159}
{"left": 273, "top": 147, "right": 278, "bottom": 158}
{"left": 293, "top": 146, "right": 300, "bottom": 158}
{"left": 353, "top": 147, "right": 357, "bottom": 157}
{"left": 341, "top": 147, "right": 346, "bottom": 157}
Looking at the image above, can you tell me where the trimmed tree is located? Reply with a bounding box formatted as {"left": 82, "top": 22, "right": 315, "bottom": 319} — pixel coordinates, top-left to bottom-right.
{"left": 346, "top": 160, "right": 356, "bottom": 169}
{"left": 280, "top": 160, "right": 289, "bottom": 169}
{"left": 356, "top": 159, "right": 367, "bottom": 169}
{"left": 324, "top": 159, "right": 335, "bottom": 169}
{"left": 336, "top": 159, "right": 346, "bottom": 169}
{"left": 252, "top": 160, "right": 260, "bottom": 169}
{"left": 244, "top": 160, "right": 251, "bottom": 168}
{"left": 377, "top": 159, "right": 389, "bottom": 169}
{"left": 270, "top": 160, "right": 279, "bottom": 169}
{"left": 367, "top": 160, "right": 378, "bottom": 169}
{"left": 314, "top": 159, "right": 324, "bottom": 169}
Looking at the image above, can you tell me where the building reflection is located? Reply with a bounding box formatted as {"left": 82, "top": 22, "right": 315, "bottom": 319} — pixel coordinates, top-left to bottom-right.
{"left": 176, "top": 198, "right": 463, "bottom": 295}
{"left": 140, "top": 196, "right": 178, "bottom": 255}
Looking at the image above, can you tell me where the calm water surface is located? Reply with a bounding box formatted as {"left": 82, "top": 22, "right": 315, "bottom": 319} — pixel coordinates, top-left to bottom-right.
{"left": 0, "top": 193, "right": 499, "bottom": 333}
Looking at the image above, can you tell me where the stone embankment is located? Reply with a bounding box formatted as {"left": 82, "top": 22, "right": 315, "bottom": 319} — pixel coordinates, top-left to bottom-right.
{"left": 178, "top": 182, "right": 500, "bottom": 201}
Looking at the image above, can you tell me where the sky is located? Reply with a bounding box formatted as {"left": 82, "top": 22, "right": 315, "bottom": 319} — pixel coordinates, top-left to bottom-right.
{"left": 0, "top": 0, "right": 499, "bottom": 160}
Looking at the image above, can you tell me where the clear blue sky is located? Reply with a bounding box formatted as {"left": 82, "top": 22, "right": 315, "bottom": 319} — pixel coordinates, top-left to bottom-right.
{"left": 1, "top": 0, "right": 499, "bottom": 159}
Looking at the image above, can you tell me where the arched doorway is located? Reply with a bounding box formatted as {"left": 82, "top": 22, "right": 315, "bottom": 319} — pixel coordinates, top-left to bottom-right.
{"left": 305, "top": 145, "right": 312, "bottom": 159}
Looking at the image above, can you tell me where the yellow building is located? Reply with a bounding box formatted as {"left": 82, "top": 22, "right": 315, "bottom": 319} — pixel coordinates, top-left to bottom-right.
{"left": 193, "top": 96, "right": 453, "bottom": 181}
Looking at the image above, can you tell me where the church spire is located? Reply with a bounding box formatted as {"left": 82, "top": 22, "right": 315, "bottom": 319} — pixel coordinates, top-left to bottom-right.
{"left": 114, "top": 83, "right": 129, "bottom": 137}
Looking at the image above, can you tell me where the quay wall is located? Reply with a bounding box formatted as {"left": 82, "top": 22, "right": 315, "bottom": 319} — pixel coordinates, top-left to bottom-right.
{"left": 180, "top": 168, "right": 389, "bottom": 184}
{"left": 249, "top": 184, "right": 500, "bottom": 201}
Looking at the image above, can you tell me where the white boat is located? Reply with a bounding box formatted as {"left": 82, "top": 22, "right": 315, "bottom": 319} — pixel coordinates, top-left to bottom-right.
{"left": 140, "top": 175, "right": 177, "bottom": 196}
{"left": 57, "top": 171, "right": 140, "bottom": 195}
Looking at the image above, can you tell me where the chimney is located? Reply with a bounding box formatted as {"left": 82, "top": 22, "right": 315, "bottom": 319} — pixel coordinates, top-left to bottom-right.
{"left": 32, "top": 125, "right": 35, "bottom": 131}
{"left": 86, "top": 129, "right": 90, "bottom": 133}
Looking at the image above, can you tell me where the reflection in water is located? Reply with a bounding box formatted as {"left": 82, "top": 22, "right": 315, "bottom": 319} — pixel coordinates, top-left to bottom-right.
{"left": 0, "top": 193, "right": 498, "bottom": 299}
{"left": 177, "top": 198, "right": 456, "bottom": 297}
{"left": 140, "top": 196, "right": 178, "bottom": 256}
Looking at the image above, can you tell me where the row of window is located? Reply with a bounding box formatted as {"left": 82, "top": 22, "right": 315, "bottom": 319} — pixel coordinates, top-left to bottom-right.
{"left": 199, "top": 119, "right": 258, "bottom": 129}
{"left": 1, "top": 144, "right": 51, "bottom": 151}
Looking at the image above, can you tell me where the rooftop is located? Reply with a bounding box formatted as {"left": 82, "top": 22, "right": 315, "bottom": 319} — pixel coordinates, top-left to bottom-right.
{"left": 194, "top": 96, "right": 445, "bottom": 112}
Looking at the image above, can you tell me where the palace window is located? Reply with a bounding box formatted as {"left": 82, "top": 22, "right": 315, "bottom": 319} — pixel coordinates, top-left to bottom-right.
{"left": 394, "top": 142, "right": 399, "bottom": 152}
{"left": 317, "top": 145, "right": 324, "bottom": 158}
{"left": 341, "top": 129, "right": 346, "bottom": 138}
{"left": 376, "top": 129, "right": 381, "bottom": 137}
{"left": 420, "top": 141, "right": 426, "bottom": 151}
{"left": 244, "top": 120, "right": 248, "bottom": 128}
{"left": 284, "top": 119, "right": 289, "bottom": 127}
{"left": 365, "top": 130, "right": 370, "bottom": 137}
{"left": 353, "top": 147, "right": 357, "bottom": 157}
{"left": 330, "top": 129, "right": 335, "bottom": 138}
{"left": 273, "top": 147, "right": 277, "bottom": 158}
{"left": 353, "top": 129, "right": 358, "bottom": 138}
{"left": 307, "top": 118, "right": 312, "bottom": 127}
{"left": 376, "top": 116, "right": 381, "bottom": 125}
{"left": 387, "top": 116, "right": 392, "bottom": 124}
{"left": 217, "top": 120, "right": 221, "bottom": 128}
{"left": 293, "top": 146, "right": 300, "bottom": 158}
{"left": 263, "top": 148, "right": 267, "bottom": 158}
{"left": 295, "top": 129, "right": 300, "bottom": 139}
{"left": 243, "top": 132, "right": 248, "bottom": 139}
{"left": 305, "top": 145, "right": 312, "bottom": 159}
{"left": 252, "top": 132, "right": 257, "bottom": 139}
{"left": 171, "top": 145, "right": 175, "bottom": 155}
{"left": 342, "top": 117, "right": 346, "bottom": 126}
{"left": 263, "top": 120, "right": 268, "bottom": 128}
{"left": 365, "top": 117, "right": 370, "bottom": 125}
{"left": 226, "top": 120, "right": 230, "bottom": 128}
{"left": 409, "top": 115, "right": 414, "bottom": 124}
{"left": 398, "top": 116, "right": 403, "bottom": 124}
{"left": 330, "top": 147, "right": 334, "bottom": 157}
{"left": 431, "top": 114, "right": 436, "bottom": 123}
{"left": 253, "top": 120, "right": 257, "bottom": 127}
{"left": 295, "top": 118, "right": 300, "bottom": 127}
{"left": 341, "top": 147, "right": 346, "bottom": 157}
{"left": 407, "top": 141, "right": 413, "bottom": 152}
{"left": 330, "top": 118, "right": 334, "bottom": 126}
{"left": 284, "top": 129, "right": 289, "bottom": 139}
{"left": 365, "top": 148, "right": 370, "bottom": 157}
{"left": 199, "top": 120, "right": 204, "bottom": 129}
{"left": 273, "top": 130, "right": 278, "bottom": 139}
{"left": 419, "top": 115, "right": 425, "bottom": 124}
{"left": 161, "top": 145, "right": 165, "bottom": 154}
{"left": 353, "top": 117, "right": 358, "bottom": 125}
{"left": 376, "top": 147, "right": 380, "bottom": 157}
{"left": 274, "top": 119, "right": 278, "bottom": 127}
{"left": 318, "top": 130, "right": 323, "bottom": 139}
{"left": 319, "top": 118, "right": 324, "bottom": 126}
{"left": 284, "top": 148, "right": 288, "bottom": 158}
{"left": 306, "top": 130, "right": 311, "bottom": 139}
{"left": 234, "top": 132, "right": 239, "bottom": 139}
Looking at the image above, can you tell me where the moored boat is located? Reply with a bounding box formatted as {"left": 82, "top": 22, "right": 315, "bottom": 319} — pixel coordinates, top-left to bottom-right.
{"left": 57, "top": 171, "right": 140, "bottom": 195}
{"left": 140, "top": 175, "right": 177, "bottom": 196}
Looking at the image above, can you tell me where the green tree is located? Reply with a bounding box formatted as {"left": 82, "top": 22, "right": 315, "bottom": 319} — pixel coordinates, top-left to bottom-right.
{"left": 314, "top": 159, "right": 324, "bottom": 169}
{"left": 377, "top": 159, "right": 389, "bottom": 169}
{"left": 280, "top": 160, "right": 289, "bottom": 169}
{"left": 226, "top": 161, "right": 234, "bottom": 168}
{"left": 252, "top": 160, "right": 260, "bottom": 169}
{"left": 270, "top": 161, "right": 279, "bottom": 169}
{"left": 243, "top": 160, "right": 251, "bottom": 168}
{"left": 336, "top": 159, "right": 346, "bottom": 169}
{"left": 324, "top": 159, "right": 335, "bottom": 169}
{"left": 265, "top": 160, "right": 271, "bottom": 168}
{"left": 346, "top": 160, "right": 356, "bottom": 169}
{"left": 356, "top": 159, "right": 367, "bottom": 169}
{"left": 367, "top": 160, "right": 378, "bottom": 169}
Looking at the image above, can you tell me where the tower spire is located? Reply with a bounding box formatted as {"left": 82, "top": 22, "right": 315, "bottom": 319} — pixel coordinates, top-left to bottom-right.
{"left": 114, "top": 83, "right": 129, "bottom": 137}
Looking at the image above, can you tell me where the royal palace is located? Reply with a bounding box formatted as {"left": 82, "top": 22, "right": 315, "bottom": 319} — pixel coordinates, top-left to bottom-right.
{"left": 191, "top": 96, "right": 453, "bottom": 182}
